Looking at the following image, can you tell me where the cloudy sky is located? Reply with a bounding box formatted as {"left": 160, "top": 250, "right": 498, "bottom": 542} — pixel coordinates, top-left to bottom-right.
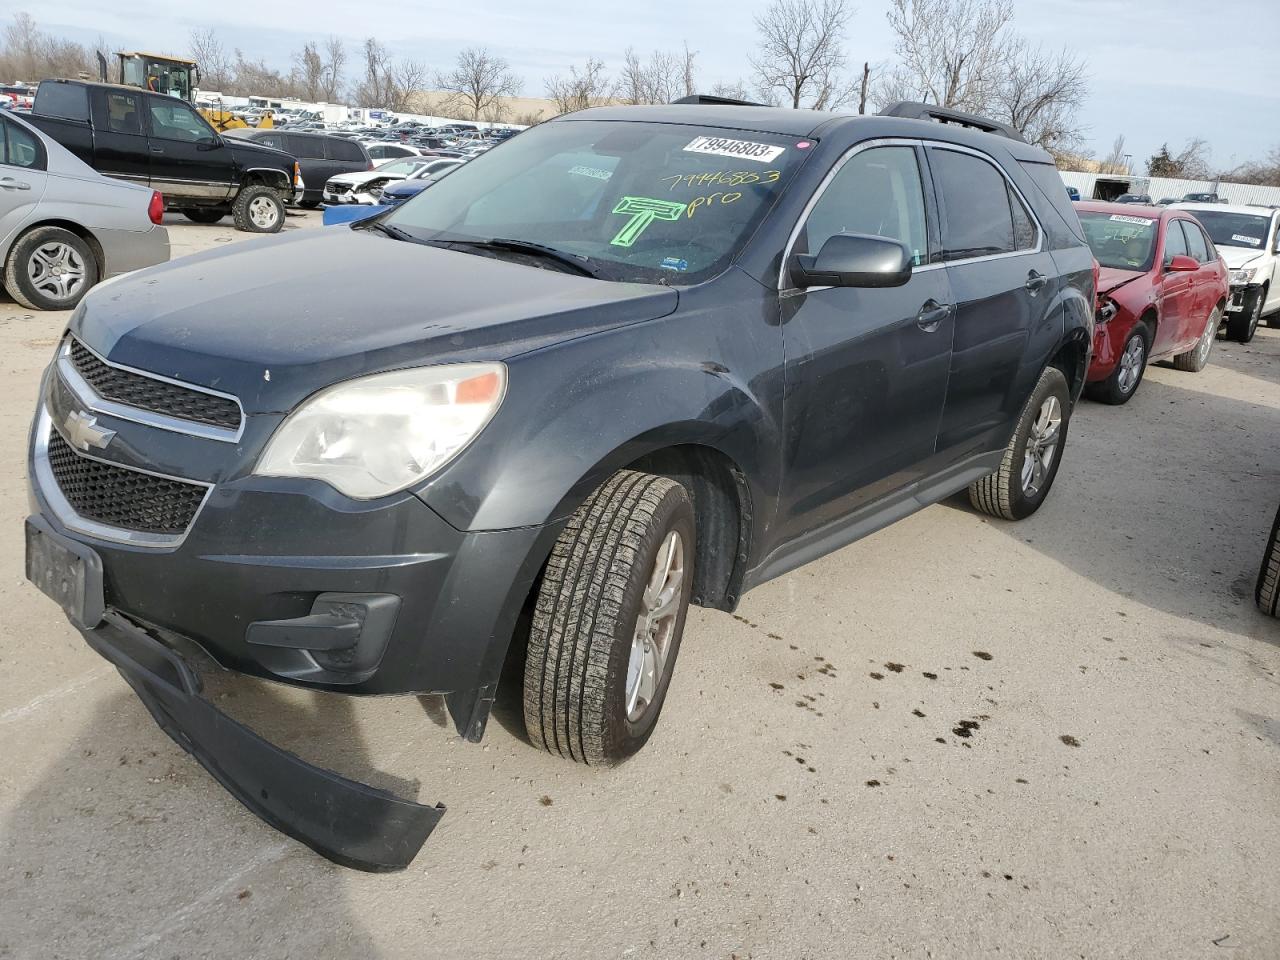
{"left": 9, "top": 0, "right": 1278, "bottom": 172}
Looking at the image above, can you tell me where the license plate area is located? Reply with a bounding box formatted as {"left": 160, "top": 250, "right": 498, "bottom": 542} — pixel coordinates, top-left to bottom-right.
{"left": 25, "top": 518, "right": 105, "bottom": 629}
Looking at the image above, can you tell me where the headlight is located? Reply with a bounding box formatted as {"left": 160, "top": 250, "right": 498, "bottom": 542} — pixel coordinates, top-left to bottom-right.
{"left": 1230, "top": 267, "right": 1256, "bottom": 285}
{"left": 255, "top": 363, "right": 506, "bottom": 499}
{"left": 1096, "top": 297, "right": 1118, "bottom": 323}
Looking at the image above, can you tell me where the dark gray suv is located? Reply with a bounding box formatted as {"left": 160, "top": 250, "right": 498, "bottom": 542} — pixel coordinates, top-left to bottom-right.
{"left": 25, "top": 100, "right": 1094, "bottom": 870}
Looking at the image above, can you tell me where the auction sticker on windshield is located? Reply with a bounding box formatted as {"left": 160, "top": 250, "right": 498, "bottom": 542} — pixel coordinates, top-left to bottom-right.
{"left": 684, "top": 136, "right": 786, "bottom": 163}
{"left": 1231, "top": 234, "right": 1261, "bottom": 246}
{"left": 1109, "top": 215, "right": 1155, "bottom": 226}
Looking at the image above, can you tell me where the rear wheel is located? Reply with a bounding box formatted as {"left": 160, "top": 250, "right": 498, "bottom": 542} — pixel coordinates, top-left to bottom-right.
{"left": 1085, "top": 322, "right": 1149, "bottom": 404}
{"left": 1226, "top": 288, "right": 1262, "bottom": 343}
{"left": 3, "top": 226, "right": 98, "bottom": 311}
{"left": 969, "top": 366, "right": 1070, "bottom": 521}
{"left": 181, "top": 207, "right": 228, "bottom": 224}
{"left": 232, "top": 185, "right": 285, "bottom": 233}
{"left": 298, "top": 199, "right": 321, "bottom": 210}
{"left": 1173, "top": 306, "right": 1220, "bottom": 372}
{"left": 1255, "top": 503, "right": 1280, "bottom": 618}
{"left": 523, "top": 470, "right": 694, "bottom": 766}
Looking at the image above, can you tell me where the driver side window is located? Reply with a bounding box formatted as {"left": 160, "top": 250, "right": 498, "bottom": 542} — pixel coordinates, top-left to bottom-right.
{"left": 800, "top": 145, "right": 929, "bottom": 267}
{"left": 1163, "top": 221, "right": 1189, "bottom": 265}
{"left": 146, "top": 97, "right": 213, "bottom": 143}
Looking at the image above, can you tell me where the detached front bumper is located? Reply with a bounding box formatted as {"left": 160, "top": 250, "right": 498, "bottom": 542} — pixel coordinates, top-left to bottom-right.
{"left": 1225, "top": 283, "right": 1262, "bottom": 314}
{"left": 27, "top": 514, "right": 443, "bottom": 871}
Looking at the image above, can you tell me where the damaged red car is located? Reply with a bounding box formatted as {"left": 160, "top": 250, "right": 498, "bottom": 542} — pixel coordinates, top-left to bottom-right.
{"left": 1076, "top": 201, "right": 1228, "bottom": 404}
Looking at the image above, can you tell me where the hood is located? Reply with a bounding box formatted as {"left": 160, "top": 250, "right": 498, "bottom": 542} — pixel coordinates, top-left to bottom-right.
{"left": 222, "top": 136, "right": 293, "bottom": 169}
{"left": 331, "top": 169, "right": 405, "bottom": 188}
{"left": 384, "top": 180, "right": 430, "bottom": 199}
{"left": 1215, "top": 246, "right": 1263, "bottom": 269}
{"left": 72, "top": 228, "right": 678, "bottom": 413}
{"left": 1097, "top": 265, "right": 1146, "bottom": 296}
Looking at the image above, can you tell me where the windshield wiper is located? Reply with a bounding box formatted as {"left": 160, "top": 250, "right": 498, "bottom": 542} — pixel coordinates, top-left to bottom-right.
{"left": 445, "top": 238, "right": 602, "bottom": 278}
{"left": 361, "top": 221, "right": 422, "bottom": 244}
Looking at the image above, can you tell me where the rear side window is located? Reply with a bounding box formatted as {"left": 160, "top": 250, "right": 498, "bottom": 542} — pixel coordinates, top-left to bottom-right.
{"left": 254, "top": 133, "right": 285, "bottom": 151}
{"left": 327, "top": 138, "right": 366, "bottom": 162}
{"left": 105, "top": 92, "right": 143, "bottom": 136}
{"left": 800, "top": 145, "right": 929, "bottom": 266}
{"left": 1163, "top": 220, "right": 1189, "bottom": 264}
{"left": 1009, "top": 186, "right": 1037, "bottom": 250}
{"left": 930, "top": 148, "right": 1015, "bottom": 259}
{"left": 1, "top": 117, "right": 44, "bottom": 169}
{"left": 36, "top": 82, "right": 89, "bottom": 122}
{"left": 291, "top": 136, "right": 325, "bottom": 160}
{"left": 1017, "top": 159, "right": 1087, "bottom": 243}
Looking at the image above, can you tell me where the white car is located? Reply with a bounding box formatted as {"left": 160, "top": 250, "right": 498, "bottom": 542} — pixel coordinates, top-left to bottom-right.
{"left": 322, "top": 157, "right": 438, "bottom": 205}
{"left": 365, "top": 142, "right": 425, "bottom": 162}
{"left": 1, "top": 110, "right": 169, "bottom": 311}
{"left": 1174, "top": 202, "right": 1280, "bottom": 342}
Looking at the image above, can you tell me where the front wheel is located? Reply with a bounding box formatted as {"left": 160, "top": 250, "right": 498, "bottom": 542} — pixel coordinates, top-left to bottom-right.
{"left": 1226, "top": 288, "right": 1263, "bottom": 343}
{"left": 232, "top": 185, "right": 285, "bottom": 233}
{"left": 969, "top": 366, "right": 1071, "bottom": 521}
{"left": 182, "top": 207, "right": 228, "bottom": 224}
{"left": 1085, "top": 322, "right": 1148, "bottom": 404}
{"left": 523, "top": 471, "right": 695, "bottom": 766}
{"left": 1173, "top": 305, "right": 1220, "bottom": 372}
{"left": 1256, "top": 503, "right": 1280, "bottom": 618}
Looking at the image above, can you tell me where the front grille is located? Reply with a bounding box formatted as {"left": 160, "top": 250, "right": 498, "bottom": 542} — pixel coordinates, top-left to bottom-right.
{"left": 69, "top": 339, "right": 241, "bottom": 430}
{"left": 47, "top": 430, "right": 207, "bottom": 535}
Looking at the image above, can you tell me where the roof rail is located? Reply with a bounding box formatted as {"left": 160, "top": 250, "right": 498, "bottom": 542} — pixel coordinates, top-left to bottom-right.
{"left": 878, "top": 101, "right": 1026, "bottom": 143}
{"left": 671, "top": 94, "right": 766, "bottom": 107}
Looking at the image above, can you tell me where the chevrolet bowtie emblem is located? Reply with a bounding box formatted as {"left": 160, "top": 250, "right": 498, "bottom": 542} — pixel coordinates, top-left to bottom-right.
{"left": 63, "top": 410, "right": 115, "bottom": 452}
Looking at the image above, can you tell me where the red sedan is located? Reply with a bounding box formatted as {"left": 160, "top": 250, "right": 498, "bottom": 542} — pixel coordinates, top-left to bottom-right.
{"left": 1076, "top": 201, "right": 1229, "bottom": 404}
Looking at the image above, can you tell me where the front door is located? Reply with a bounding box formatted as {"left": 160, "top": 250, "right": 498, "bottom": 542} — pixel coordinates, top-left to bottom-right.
{"left": 926, "top": 145, "right": 1062, "bottom": 458}
{"left": 1155, "top": 219, "right": 1194, "bottom": 353}
{"left": 144, "top": 95, "right": 235, "bottom": 202}
{"left": 776, "top": 142, "right": 954, "bottom": 545}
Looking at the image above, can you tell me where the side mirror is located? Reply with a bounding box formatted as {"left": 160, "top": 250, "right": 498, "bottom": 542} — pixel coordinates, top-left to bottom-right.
{"left": 790, "top": 233, "right": 913, "bottom": 289}
{"left": 1166, "top": 254, "right": 1198, "bottom": 272}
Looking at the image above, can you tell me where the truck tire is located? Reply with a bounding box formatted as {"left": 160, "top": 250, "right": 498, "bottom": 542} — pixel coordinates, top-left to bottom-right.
{"left": 232, "top": 185, "right": 285, "bottom": 233}
{"left": 298, "top": 199, "right": 321, "bottom": 210}
{"left": 1173, "top": 306, "right": 1219, "bottom": 372}
{"left": 1255, "top": 503, "right": 1280, "bottom": 618}
{"left": 523, "top": 470, "right": 695, "bottom": 766}
{"left": 182, "top": 208, "right": 229, "bottom": 224}
{"left": 1226, "top": 288, "right": 1262, "bottom": 343}
{"left": 3, "top": 225, "right": 99, "bottom": 311}
{"left": 969, "top": 366, "right": 1071, "bottom": 521}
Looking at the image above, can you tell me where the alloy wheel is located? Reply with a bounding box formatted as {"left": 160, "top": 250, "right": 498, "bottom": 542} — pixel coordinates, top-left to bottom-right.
{"left": 625, "top": 529, "right": 685, "bottom": 722}
{"left": 1116, "top": 333, "right": 1145, "bottom": 395}
{"left": 27, "top": 242, "right": 86, "bottom": 303}
{"left": 1020, "top": 395, "right": 1062, "bottom": 497}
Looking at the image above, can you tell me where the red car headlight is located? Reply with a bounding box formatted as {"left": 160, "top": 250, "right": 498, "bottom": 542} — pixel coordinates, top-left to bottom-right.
{"left": 1096, "top": 297, "right": 1118, "bottom": 323}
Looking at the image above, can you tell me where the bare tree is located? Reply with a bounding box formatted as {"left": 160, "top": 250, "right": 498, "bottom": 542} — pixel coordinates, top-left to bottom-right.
{"left": 189, "top": 27, "right": 233, "bottom": 91}
{"left": 545, "top": 57, "right": 611, "bottom": 114}
{"left": 1174, "top": 137, "right": 1212, "bottom": 180}
{"left": 0, "top": 11, "right": 96, "bottom": 82}
{"left": 711, "top": 79, "right": 753, "bottom": 101}
{"left": 990, "top": 39, "right": 1087, "bottom": 152}
{"left": 232, "top": 49, "right": 298, "bottom": 99}
{"left": 876, "top": 0, "right": 1012, "bottom": 110}
{"left": 615, "top": 47, "right": 690, "bottom": 105}
{"left": 388, "top": 58, "right": 429, "bottom": 113}
{"left": 293, "top": 41, "right": 325, "bottom": 101}
{"left": 1101, "top": 134, "right": 1127, "bottom": 173}
{"left": 437, "top": 47, "right": 521, "bottom": 120}
{"left": 321, "top": 36, "right": 345, "bottom": 101}
{"left": 1224, "top": 145, "right": 1280, "bottom": 187}
{"left": 352, "top": 37, "right": 392, "bottom": 107}
{"left": 750, "top": 0, "right": 856, "bottom": 109}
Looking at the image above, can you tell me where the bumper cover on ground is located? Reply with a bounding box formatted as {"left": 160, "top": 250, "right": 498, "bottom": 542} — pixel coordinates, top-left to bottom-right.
{"left": 83, "top": 608, "right": 444, "bottom": 872}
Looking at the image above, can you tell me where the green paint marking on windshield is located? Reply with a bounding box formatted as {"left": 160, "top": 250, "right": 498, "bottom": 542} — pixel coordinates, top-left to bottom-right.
{"left": 610, "top": 196, "right": 688, "bottom": 247}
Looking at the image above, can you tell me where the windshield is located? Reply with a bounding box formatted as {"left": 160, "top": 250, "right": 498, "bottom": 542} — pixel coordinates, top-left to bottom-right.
{"left": 378, "top": 159, "right": 430, "bottom": 177}
{"left": 383, "top": 119, "right": 808, "bottom": 283}
{"left": 1188, "top": 211, "right": 1270, "bottom": 251}
{"left": 1078, "top": 212, "right": 1158, "bottom": 271}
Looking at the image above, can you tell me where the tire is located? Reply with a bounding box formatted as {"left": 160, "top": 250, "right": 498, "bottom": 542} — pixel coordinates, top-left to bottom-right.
{"left": 1255, "top": 502, "right": 1280, "bottom": 618}
{"left": 2, "top": 225, "right": 99, "bottom": 311}
{"left": 1085, "top": 321, "right": 1149, "bottom": 405}
{"left": 1226, "top": 288, "right": 1263, "bottom": 343}
{"left": 232, "top": 184, "right": 285, "bottom": 233}
{"left": 181, "top": 208, "right": 228, "bottom": 224}
{"left": 523, "top": 470, "right": 695, "bottom": 766}
{"left": 969, "top": 366, "right": 1071, "bottom": 521}
{"left": 1173, "top": 305, "right": 1220, "bottom": 372}
{"left": 298, "top": 199, "right": 321, "bottom": 210}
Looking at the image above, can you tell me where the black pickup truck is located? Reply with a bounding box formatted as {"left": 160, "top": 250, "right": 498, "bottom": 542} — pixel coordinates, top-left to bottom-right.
{"left": 24, "top": 79, "right": 299, "bottom": 233}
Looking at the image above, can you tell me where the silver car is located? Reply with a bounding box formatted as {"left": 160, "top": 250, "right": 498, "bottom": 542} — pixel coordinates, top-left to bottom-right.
{"left": 1, "top": 110, "right": 169, "bottom": 311}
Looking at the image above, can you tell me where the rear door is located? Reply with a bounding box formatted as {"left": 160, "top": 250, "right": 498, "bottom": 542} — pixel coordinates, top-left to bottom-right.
{"left": 91, "top": 88, "right": 150, "bottom": 186}
{"left": 1182, "top": 218, "right": 1219, "bottom": 338}
{"left": 0, "top": 115, "right": 50, "bottom": 249}
{"left": 927, "top": 144, "right": 1060, "bottom": 459}
{"left": 1155, "top": 220, "right": 1193, "bottom": 353}
{"left": 144, "top": 94, "right": 235, "bottom": 202}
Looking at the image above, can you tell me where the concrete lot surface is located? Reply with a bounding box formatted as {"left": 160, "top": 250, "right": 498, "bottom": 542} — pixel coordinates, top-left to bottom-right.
{"left": 1, "top": 212, "right": 1277, "bottom": 959}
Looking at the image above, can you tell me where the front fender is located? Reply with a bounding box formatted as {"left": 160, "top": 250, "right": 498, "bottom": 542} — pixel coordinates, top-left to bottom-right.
{"left": 416, "top": 271, "right": 785, "bottom": 542}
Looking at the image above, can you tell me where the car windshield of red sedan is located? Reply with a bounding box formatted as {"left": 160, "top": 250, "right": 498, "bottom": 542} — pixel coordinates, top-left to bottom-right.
{"left": 1188, "top": 211, "right": 1269, "bottom": 251}
{"left": 1078, "top": 212, "right": 1157, "bottom": 271}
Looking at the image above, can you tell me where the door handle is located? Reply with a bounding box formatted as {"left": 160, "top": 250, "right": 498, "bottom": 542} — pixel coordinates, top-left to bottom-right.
{"left": 149, "top": 145, "right": 165, "bottom": 154}
{"left": 1025, "top": 270, "right": 1049, "bottom": 294}
{"left": 916, "top": 299, "right": 952, "bottom": 333}
{"left": 0, "top": 177, "right": 31, "bottom": 190}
